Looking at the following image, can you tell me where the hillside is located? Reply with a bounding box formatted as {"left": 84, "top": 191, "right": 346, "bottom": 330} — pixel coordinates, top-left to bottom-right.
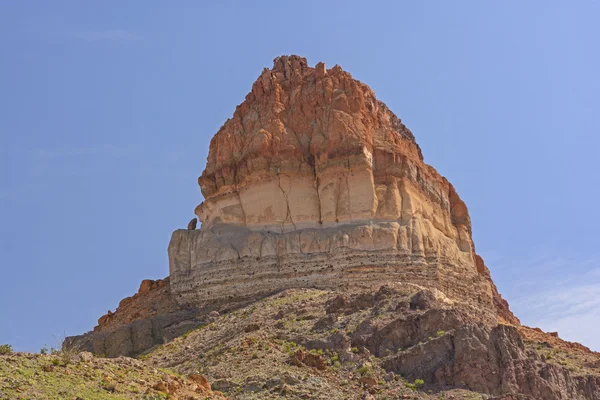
{"left": 0, "top": 349, "right": 226, "bottom": 400}
{"left": 140, "top": 286, "right": 600, "bottom": 399}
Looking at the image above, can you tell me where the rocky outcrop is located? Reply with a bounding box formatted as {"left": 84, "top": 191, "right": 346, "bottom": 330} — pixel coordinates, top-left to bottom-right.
{"left": 67, "top": 278, "right": 204, "bottom": 357}
{"left": 383, "top": 323, "right": 600, "bottom": 399}
{"left": 518, "top": 325, "right": 597, "bottom": 354}
{"left": 168, "top": 55, "right": 516, "bottom": 326}
{"left": 475, "top": 254, "right": 521, "bottom": 325}
{"left": 94, "top": 279, "right": 173, "bottom": 331}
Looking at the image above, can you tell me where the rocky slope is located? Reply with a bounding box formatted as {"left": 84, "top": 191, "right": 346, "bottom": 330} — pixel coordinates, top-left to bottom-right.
{"left": 143, "top": 286, "right": 600, "bottom": 400}
{"left": 64, "top": 284, "right": 600, "bottom": 399}
{"left": 68, "top": 278, "right": 204, "bottom": 358}
{"left": 0, "top": 350, "right": 226, "bottom": 399}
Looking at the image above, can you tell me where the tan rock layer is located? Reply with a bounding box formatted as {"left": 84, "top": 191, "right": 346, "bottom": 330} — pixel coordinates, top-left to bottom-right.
{"left": 169, "top": 221, "right": 496, "bottom": 325}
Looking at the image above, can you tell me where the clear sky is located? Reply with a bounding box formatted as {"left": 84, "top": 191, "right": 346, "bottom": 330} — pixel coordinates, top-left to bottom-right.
{"left": 1, "top": 1, "right": 598, "bottom": 352}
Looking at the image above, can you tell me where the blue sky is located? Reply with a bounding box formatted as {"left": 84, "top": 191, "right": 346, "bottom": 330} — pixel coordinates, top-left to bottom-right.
{"left": 1, "top": 1, "right": 598, "bottom": 352}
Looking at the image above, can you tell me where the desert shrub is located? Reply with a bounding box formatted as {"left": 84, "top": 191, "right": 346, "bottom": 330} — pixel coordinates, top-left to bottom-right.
{"left": 357, "top": 364, "right": 373, "bottom": 376}
{"left": 405, "top": 378, "right": 425, "bottom": 391}
{"left": 329, "top": 352, "right": 341, "bottom": 368}
{"left": 0, "top": 344, "right": 13, "bottom": 354}
{"left": 49, "top": 334, "right": 81, "bottom": 366}
{"left": 283, "top": 340, "right": 299, "bottom": 355}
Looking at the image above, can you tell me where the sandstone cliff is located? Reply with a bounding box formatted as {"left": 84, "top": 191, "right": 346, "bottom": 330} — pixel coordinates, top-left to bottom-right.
{"left": 169, "top": 55, "right": 515, "bottom": 326}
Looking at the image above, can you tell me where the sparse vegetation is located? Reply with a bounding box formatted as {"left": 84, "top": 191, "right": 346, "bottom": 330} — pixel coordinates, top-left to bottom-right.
{"left": 405, "top": 378, "right": 425, "bottom": 391}
{"left": 0, "top": 344, "right": 13, "bottom": 354}
{"left": 357, "top": 364, "right": 373, "bottom": 377}
{"left": 0, "top": 352, "right": 226, "bottom": 399}
{"left": 33, "top": 287, "right": 596, "bottom": 400}
{"left": 529, "top": 341, "right": 599, "bottom": 377}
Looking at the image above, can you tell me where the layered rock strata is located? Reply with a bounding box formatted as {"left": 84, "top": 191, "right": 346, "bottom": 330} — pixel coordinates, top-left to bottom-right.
{"left": 169, "top": 55, "right": 513, "bottom": 325}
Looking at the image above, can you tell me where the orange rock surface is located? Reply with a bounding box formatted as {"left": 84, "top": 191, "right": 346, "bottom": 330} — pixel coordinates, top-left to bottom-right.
{"left": 94, "top": 278, "right": 175, "bottom": 332}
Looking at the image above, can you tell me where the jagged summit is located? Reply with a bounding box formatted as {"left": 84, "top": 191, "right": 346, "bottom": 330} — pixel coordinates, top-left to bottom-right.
{"left": 199, "top": 54, "right": 419, "bottom": 202}
{"left": 270, "top": 55, "right": 419, "bottom": 145}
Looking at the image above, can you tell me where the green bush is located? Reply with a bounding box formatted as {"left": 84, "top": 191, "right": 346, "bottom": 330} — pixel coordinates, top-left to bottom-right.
{"left": 0, "top": 344, "right": 12, "bottom": 354}
{"left": 357, "top": 364, "right": 373, "bottom": 377}
{"left": 405, "top": 378, "right": 425, "bottom": 391}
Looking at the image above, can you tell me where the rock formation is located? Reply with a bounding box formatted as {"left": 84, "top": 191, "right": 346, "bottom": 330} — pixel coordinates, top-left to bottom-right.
{"left": 65, "top": 55, "right": 599, "bottom": 400}
{"left": 68, "top": 278, "right": 204, "bottom": 357}
{"left": 168, "top": 55, "right": 515, "bottom": 326}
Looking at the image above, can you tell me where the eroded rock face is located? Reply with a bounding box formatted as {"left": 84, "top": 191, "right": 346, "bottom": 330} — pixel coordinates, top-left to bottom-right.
{"left": 67, "top": 278, "right": 204, "bottom": 357}
{"left": 382, "top": 324, "right": 600, "bottom": 399}
{"left": 169, "top": 55, "right": 514, "bottom": 325}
